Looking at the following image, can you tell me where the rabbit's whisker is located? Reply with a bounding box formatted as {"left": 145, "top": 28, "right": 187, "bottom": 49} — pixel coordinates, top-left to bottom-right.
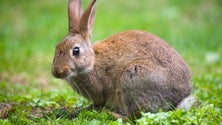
{"left": 75, "top": 76, "right": 94, "bottom": 102}
{"left": 70, "top": 77, "right": 84, "bottom": 99}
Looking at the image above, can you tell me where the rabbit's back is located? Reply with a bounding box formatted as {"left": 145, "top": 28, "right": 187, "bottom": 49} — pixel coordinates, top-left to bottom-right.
{"left": 93, "top": 30, "right": 191, "bottom": 77}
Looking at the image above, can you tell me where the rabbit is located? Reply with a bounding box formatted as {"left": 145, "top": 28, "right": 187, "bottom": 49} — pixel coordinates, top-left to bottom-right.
{"left": 52, "top": 0, "right": 196, "bottom": 120}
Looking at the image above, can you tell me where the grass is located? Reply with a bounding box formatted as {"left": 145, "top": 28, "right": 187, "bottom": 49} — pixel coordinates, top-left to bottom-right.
{"left": 0, "top": 0, "right": 222, "bottom": 124}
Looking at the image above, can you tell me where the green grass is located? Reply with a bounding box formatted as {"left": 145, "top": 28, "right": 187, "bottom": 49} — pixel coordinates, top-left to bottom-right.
{"left": 0, "top": 0, "right": 222, "bottom": 124}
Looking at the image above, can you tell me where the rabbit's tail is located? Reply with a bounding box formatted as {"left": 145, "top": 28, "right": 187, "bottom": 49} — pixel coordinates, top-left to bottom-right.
{"left": 176, "top": 95, "right": 199, "bottom": 110}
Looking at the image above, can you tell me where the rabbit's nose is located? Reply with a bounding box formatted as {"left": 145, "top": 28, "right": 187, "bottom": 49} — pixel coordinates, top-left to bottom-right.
{"left": 52, "top": 65, "right": 71, "bottom": 79}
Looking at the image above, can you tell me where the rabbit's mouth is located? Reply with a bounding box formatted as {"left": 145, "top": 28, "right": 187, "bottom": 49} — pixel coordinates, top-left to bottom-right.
{"left": 52, "top": 63, "right": 78, "bottom": 79}
{"left": 52, "top": 65, "right": 83, "bottom": 79}
{"left": 66, "top": 70, "right": 77, "bottom": 79}
{"left": 66, "top": 67, "right": 91, "bottom": 79}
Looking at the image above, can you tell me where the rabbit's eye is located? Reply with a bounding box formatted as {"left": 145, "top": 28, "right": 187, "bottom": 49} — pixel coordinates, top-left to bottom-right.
{"left": 73, "top": 47, "right": 80, "bottom": 56}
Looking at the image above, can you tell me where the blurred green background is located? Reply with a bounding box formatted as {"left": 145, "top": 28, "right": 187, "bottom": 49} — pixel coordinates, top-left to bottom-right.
{"left": 0, "top": 0, "right": 221, "bottom": 124}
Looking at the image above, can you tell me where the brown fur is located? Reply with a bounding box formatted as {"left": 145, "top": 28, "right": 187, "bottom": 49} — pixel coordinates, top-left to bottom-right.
{"left": 52, "top": 0, "right": 193, "bottom": 119}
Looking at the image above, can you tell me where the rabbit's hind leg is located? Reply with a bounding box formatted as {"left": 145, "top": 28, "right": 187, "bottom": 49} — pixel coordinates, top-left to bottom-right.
{"left": 119, "top": 61, "right": 172, "bottom": 118}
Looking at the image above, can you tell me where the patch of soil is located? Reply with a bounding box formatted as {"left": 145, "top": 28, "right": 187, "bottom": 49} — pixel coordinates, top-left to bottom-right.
{"left": 0, "top": 103, "right": 14, "bottom": 119}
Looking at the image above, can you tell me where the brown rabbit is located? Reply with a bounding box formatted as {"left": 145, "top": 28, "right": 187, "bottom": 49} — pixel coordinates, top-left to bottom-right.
{"left": 52, "top": 0, "right": 195, "bottom": 119}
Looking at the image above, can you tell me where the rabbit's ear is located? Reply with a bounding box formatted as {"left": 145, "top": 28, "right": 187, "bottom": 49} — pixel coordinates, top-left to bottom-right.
{"left": 80, "top": 0, "right": 96, "bottom": 40}
{"left": 68, "top": 0, "right": 83, "bottom": 33}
